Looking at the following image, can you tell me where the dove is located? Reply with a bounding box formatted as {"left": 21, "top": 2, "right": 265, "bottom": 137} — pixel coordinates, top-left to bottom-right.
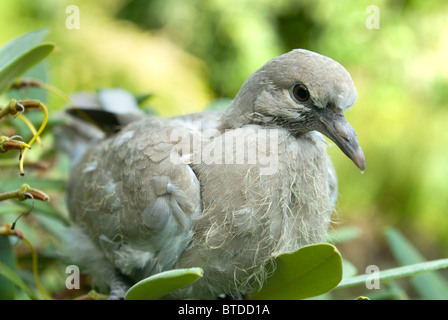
{"left": 65, "top": 49, "right": 365, "bottom": 299}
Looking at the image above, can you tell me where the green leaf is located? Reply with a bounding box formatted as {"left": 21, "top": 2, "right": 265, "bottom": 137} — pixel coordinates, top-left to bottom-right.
{"left": 0, "top": 28, "right": 49, "bottom": 72}
{"left": 0, "top": 236, "right": 15, "bottom": 299}
{"left": 0, "top": 178, "right": 66, "bottom": 192}
{"left": 248, "top": 243, "right": 343, "bottom": 300}
{"left": 0, "top": 43, "right": 54, "bottom": 94}
{"left": 0, "top": 259, "right": 37, "bottom": 300}
{"left": 19, "top": 201, "right": 71, "bottom": 226}
{"left": 0, "top": 204, "right": 24, "bottom": 215}
{"left": 124, "top": 267, "right": 203, "bottom": 300}
{"left": 385, "top": 227, "right": 448, "bottom": 299}
{"left": 0, "top": 28, "right": 54, "bottom": 94}
{"left": 337, "top": 259, "right": 448, "bottom": 289}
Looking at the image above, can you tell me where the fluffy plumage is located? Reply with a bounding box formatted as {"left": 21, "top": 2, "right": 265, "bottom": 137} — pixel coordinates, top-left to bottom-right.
{"left": 65, "top": 49, "right": 365, "bottom": 299}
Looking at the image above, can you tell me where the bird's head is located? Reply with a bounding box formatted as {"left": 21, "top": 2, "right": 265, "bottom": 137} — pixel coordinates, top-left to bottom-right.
{"left": 221, "top": 49, "right": 365, "bottom": 171}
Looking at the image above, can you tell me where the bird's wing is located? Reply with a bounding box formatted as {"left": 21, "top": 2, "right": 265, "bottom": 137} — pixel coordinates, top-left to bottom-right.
{"left": 54, "top": 89, "right": 144, "bottom": 166}
{"left": 68, "top": 116, "right": 202, "bottom": 278}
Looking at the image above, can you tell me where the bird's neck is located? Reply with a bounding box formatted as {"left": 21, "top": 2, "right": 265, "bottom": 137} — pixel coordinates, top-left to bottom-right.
{"left": 218, "top": 71, "right": 264, "bottom": 131}
{"left": 218, "top": 99, "right": 255, "bottom": 131}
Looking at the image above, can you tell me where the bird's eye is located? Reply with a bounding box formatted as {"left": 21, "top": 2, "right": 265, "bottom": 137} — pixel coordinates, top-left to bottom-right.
{"left": 292, "top": 84, "right": 310, "bottom": 102}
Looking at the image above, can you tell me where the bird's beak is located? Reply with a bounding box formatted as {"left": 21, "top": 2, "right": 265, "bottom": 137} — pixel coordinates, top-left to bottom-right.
{"left": 316, "top": 107, "right": 366, "bottom": 171}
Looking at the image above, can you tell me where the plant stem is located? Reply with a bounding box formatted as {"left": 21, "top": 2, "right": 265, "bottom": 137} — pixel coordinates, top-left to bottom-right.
{"left": 19, "top": 101, "right": 48, "bottom": 176}
{"left": 16, "top": 113, "right": 42, "bottom": 145}
{"left": 0, "top": 184, "right": 49, "bottom": 202}
{"left": 22, "top": 236, "right": 53, "bottom": 300}
{"left": 336, "top": 259, "right": 448, "bottom": 289}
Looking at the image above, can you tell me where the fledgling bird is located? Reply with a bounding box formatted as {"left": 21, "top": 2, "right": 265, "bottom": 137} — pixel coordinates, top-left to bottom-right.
{"left": 65, "top": 49, "right": 365, "bottom": 299}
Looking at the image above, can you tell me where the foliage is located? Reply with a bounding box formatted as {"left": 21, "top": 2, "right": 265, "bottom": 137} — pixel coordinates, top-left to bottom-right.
{"left": 120, "top": 231, "right": 448, "bottom": 300}
{"left": 248, "top": 244, "right": 343, "bottom": 300}
{"left": 0, "top": 29, "right": 65, "bottom": 300}
{"left": 333, "top": 227, "right": 448, "bottom": 300}
{"left": 0, "top": 29, "right": 53, "bottom": 94}
{"left": 125, "top": 268, "right": 204, "bottom": 300}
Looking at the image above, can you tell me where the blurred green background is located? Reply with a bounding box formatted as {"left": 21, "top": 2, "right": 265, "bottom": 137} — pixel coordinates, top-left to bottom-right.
{"left": 0, "top": 0, "right": 447, "bottom": 299}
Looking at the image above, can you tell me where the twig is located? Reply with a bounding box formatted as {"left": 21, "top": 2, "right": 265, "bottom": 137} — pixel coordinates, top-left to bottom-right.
{"left": 0, "top": 135, "right": 31, "bottom": 153}
{"left": 0, "top": 184, "right": 49, "bottom": 202}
